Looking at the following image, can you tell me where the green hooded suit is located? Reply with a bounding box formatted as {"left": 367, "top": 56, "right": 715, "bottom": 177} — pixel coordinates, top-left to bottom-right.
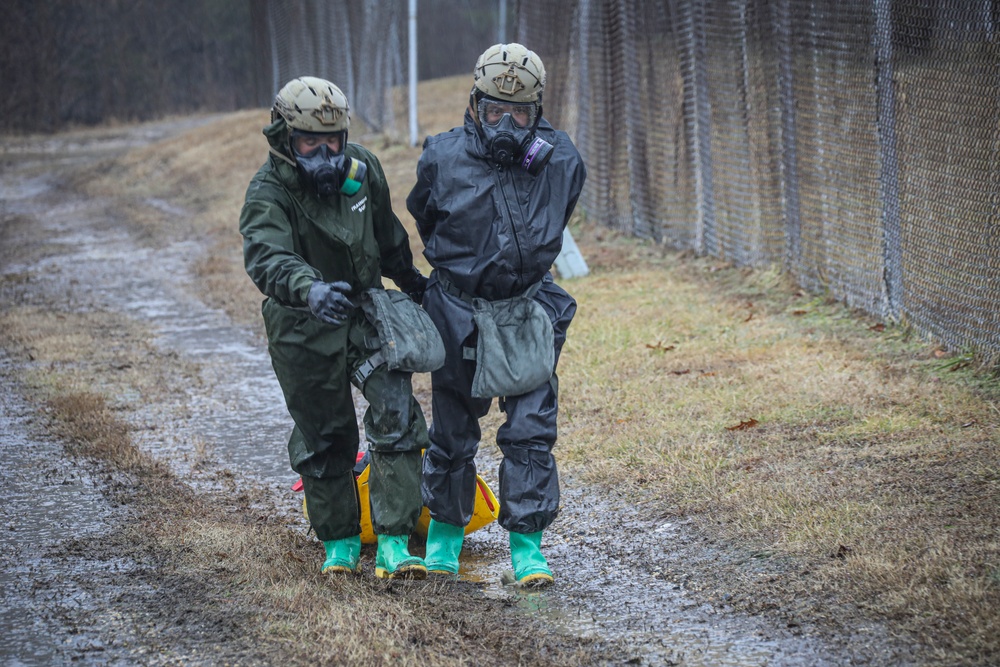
{"left": 240, "top": 118, "right": 427, "bottom": 541}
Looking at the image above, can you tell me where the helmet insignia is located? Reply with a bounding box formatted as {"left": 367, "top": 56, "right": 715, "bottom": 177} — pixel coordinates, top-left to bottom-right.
{"left": 492, "top": 65, "right": 525, "bottom": 97}
{"left": 312, "top": 99, "right": 343, "bottom": 126}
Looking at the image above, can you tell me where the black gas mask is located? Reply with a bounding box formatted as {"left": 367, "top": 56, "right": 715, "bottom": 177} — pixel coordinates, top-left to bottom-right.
{"left": 477, "top": 98, "right": 554, "bottom": 175}
{"left": 291, "top": 133, "right": 367, "bottom": 197}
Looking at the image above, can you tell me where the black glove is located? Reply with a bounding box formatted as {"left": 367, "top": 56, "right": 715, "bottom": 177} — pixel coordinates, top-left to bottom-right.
{"left": 307, "top": 281, "right": 355, "bottom": 326}
{"left": 394, "top": 268, "right": 428, "bottom": 305}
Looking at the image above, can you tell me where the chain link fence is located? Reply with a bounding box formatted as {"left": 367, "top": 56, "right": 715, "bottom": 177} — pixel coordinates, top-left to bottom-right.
{"left": 515, "top": 0, "right": 1000, "bottom": 364}
{"left": 253, "top": 0, "right": 506, "bottom": 137}
{"left": 253, "top": 0, "right": 407, "bottom": 135}
{"left": 257, "top": 1, "right": 1000, "bottom": 362}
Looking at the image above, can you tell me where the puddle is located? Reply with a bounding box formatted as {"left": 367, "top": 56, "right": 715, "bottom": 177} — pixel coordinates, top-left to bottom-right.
{"left": 436, "top": 486, "right": 803, "bottom": 666}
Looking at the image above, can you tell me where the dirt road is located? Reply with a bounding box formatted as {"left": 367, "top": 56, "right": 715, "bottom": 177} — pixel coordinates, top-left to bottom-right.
{"left": 0, "top": 120, "right": 921, "bottom": 665}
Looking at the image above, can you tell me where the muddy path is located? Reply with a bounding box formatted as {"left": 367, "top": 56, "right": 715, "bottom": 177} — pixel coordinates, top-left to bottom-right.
{"left": 0, "top": 121, "right": 920, "bottom": 666}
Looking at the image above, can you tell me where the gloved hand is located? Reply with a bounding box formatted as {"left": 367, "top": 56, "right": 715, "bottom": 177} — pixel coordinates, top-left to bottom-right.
{"left": 394, "top": 268, "right": 428, "bottom": 305}
{"left": 307, "top": 280, "right": 355, "bottom": 326}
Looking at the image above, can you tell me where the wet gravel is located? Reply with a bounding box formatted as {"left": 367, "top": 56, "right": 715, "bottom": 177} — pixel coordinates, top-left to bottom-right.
{"left": 0, "top": 121, "right": 922, "bottom": 666}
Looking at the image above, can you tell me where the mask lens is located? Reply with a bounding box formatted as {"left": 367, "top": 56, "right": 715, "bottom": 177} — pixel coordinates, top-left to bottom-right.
{"left": 478, "top": 99, "right": 536, "bottom": 129}
{"left": 291, "top": 130, "right": 344, "bottom": 158}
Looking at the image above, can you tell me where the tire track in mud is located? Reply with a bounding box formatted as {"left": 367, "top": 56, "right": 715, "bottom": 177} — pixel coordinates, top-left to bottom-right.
{"left": 0, "top": 123, "right": 918, "bottom": 666}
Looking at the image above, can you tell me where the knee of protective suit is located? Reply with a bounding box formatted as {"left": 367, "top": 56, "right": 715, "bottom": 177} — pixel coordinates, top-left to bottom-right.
{"left": 301, "top": 471, "right": 362, "bottom": 541}
{"left": 362, "top": 368, "right": 429, "bottom": 453}
{"left": 364, "top": 395, "right": 428, "bottom": 453}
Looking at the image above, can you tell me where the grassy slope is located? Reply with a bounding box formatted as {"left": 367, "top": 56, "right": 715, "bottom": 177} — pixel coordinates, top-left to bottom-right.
{"left": 73, "top": 74, "right": 1000, "bottom": 664}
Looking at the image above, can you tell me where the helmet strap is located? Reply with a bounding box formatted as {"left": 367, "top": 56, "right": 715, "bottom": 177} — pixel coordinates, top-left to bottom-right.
{"left": 469, "top": 87, "right": 483, "bottom": 130}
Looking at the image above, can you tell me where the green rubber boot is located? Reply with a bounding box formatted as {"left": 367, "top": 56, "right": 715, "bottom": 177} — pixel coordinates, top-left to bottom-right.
{"left": 321, "top": 535, "right": 361, "bottom": 575}
{"left": 424, "top": 519, "right": 465, "bottom": 575}
{"left": 375, "top": 534, "right": 427, "bottom": 580}
{"left": 509, "top": 531, "right": 553, "bottom": 588}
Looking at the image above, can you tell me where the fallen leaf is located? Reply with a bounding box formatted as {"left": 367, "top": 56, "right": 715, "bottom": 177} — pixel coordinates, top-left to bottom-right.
{"left": 870, "top": 323, "right": 886, "bottom": 332}
{"left": 725, "top": 418, "right": 758, "bottom": 431}
{"left": 744, "top": 312, "right": 753, "bottom": 322}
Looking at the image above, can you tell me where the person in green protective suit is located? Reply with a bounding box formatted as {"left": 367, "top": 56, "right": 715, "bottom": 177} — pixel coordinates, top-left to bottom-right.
{"left": 240, "top": 76, "right": 431, "bottom": 579}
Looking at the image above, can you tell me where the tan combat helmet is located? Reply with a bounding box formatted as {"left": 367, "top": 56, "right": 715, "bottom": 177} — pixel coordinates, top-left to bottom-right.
{"left": 473, "top": 43, "right": 546, "bottom": 103}
{"left": 272, "top": 76, "right": 351, "bottom": 133}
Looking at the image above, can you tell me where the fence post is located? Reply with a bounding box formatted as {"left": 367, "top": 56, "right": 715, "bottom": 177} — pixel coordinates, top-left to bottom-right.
{"left": 774, "top": 0, "right": 801, "bottom": 273}
{"left": 874, "top": 0, "right": 903, "bottom": 320}
{"left": 681, "top": 0, "right": 715, "bottom": 256}
{"left": 408, "top": 0, "right": 418, "bottom": 147}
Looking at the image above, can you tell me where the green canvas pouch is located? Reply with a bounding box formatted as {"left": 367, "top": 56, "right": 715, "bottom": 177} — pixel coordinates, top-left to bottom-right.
{"left": 358, "top": 288, "right": 445, "bottom": 374}
{"left": 466, "top": 289, "right": 555, "bottom": 399}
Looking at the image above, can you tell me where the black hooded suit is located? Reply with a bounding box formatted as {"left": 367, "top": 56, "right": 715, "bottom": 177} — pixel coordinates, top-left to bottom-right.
{"left": 406, "top": 111, "right": 586, "bottom": 533}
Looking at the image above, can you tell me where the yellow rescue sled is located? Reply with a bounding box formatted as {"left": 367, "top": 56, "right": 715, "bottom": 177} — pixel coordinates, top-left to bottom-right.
{"left": 293, "top": 451, "right": 499, "bottom": 544}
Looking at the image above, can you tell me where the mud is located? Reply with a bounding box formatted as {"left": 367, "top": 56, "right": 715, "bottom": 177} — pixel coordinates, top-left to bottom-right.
{"left": 0, "top": 121, "right": 920, "bottom": 665}
{"left": 0, "top": 369, "right": 128, "bottom": 664}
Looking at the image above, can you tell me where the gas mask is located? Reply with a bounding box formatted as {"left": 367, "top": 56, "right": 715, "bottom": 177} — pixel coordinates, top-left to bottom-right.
{"left": 293, "top": 143, "right": 367, "bottom": 197}
{"left": 478, "top": 99, "right": 554, "bottom": 175}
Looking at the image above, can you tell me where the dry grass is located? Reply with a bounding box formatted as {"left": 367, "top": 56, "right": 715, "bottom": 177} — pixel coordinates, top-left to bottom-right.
{"left": 59, "top": 73, "right": 1000, "bottom": 664}
{"left": 0, "top": 303, "right": 612, "bottom": 666}
{"left": 556, "top": 227, "right": 1000, "bottom": 662}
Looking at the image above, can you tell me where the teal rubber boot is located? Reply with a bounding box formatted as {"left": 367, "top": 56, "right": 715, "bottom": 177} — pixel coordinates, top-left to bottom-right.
{"left": 424, "top": 519, "right": 465, "bottom": 575}
{"left": 321, "top": 535, "right": 361, "bottom": 575}
{"left": 375, "top": 534, "right": 427, "bottom": 580}
{"left": 509, "top": 531, "right": 553, "bottom": 588}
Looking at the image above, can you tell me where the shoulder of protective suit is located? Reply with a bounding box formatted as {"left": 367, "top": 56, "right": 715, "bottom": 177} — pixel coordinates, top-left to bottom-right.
{"left": 421, "top": 126, "right": 465, "bottom": 150}
{"left": 246, "top": 157, "right": 299, "bottom": 201}
{"left": 418, "top": 127, "right": 471, "bottom": 167}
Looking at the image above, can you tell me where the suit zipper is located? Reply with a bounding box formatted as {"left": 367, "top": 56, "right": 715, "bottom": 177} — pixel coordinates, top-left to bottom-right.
{"left": 496, "top": 165, "right": 524, "bottom": 294}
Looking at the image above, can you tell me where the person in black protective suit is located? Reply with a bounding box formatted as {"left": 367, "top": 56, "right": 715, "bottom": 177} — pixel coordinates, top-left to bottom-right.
{"left": 406, "top": 44, "right": 586, "bottom": 587}
{"left": 240, "top": 77, "right": 431, "bottom": 579}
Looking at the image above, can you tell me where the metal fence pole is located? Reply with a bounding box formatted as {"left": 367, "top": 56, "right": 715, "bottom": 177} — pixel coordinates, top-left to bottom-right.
{"left": 409, "top": 0, "right": 418, "bottom": 147}
{"left": 875, "top": 0, "right": 903, "bottom": 320}
{"left": 775, "top": 0, "right": 802, "bottom": 272}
